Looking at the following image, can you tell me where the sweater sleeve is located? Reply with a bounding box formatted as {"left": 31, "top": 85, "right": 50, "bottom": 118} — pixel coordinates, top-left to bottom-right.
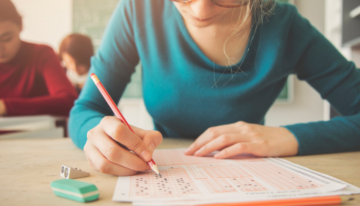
{"left": 3, "top": 47, "right": 78, "bottom": 116}
{"left": 68, "top": 0, "right": 140, "bottom": 149}
{"left": 283, "top": 7, "right": 360, "bottom": 155}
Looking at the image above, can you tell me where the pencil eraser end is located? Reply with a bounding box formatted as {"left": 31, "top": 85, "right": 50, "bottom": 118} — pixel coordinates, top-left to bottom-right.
{"left": 90, "top": 73, "right": 100, "bottom": 83}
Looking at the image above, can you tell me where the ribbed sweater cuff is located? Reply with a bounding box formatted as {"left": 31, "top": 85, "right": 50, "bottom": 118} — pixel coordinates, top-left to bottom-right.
{"left": 283, "top": 124, "right": 320, "bottom": 156}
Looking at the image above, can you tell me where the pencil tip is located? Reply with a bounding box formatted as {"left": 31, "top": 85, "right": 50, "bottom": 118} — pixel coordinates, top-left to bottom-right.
{"left": 151, "top": 165, "right": 160, "bottom": 175}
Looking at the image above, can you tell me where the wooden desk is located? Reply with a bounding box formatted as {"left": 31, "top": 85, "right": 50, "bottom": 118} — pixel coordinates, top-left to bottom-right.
{"left": 0, "top": 138, "right": 359, "bottom": 205}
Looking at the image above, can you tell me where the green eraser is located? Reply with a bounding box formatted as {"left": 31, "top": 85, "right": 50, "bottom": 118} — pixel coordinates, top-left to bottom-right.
{"left": 51, "top": 179, "right": 99, "bottom": 202}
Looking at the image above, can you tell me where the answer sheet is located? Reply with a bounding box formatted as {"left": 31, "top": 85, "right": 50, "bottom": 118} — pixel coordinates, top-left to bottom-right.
{"left": 113, "top": 149, "right": 359, "bottom": 205}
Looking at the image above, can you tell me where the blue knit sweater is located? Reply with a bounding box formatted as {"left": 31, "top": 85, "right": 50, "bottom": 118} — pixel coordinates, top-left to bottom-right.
{"left": 69, "top": 0, "right": 360, "bottom": 155}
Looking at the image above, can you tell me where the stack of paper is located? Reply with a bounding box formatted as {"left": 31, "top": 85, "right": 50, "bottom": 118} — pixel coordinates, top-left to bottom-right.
{"left": 0, "top": 115, "right": 64, "bottom": 139}
{"left": 113, "top": 149, "right": 360, "bottom": 205}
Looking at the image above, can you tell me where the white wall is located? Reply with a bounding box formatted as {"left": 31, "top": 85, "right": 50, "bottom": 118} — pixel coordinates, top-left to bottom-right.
{"left": 12, "top": 0, "right": 72, "bottom": 51}
{"left": 324, "top": 0, "right": 351, "bottom": 60}
{"left": 265, "top": 0, "right": 326, "bottom": 127}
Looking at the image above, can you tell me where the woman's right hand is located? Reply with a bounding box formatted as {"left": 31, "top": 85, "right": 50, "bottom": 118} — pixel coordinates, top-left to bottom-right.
{"left": 85, "top": 116, "right": 163, "bottom": 176}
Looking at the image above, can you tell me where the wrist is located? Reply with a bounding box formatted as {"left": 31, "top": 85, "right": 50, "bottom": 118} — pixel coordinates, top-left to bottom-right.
{"left": 279, "top": 127, "right": 299, "bottom": 156}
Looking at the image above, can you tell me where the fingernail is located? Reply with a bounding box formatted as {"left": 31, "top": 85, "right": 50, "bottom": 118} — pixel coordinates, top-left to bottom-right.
{"left": 194, "top": 148, "right": 203, "bottom": 156}
{"left": 148, "top": 142, "right": 155, "bottom": 151}
{"left": 141, "top": 150, "right": 151, "bottom": 161}
{"left": 185, "top": 148, "right": 191, "bottom": 154}
{"left": 214, "top": 153, "right": 221, "bottom": 158}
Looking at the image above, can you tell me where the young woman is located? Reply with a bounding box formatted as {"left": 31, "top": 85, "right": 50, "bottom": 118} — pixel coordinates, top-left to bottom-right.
{"left": 0, "top": 0, "right": 78, "bottom": 117}
{"left": 59, "top": 34, "right": 94, "bottom": 93}
{"left": 69, "top": 0, "right": 360, "bottom": 176}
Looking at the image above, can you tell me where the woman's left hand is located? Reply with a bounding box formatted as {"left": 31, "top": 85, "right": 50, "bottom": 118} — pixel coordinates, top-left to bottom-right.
{"left": 185, "top": 121, "right": 299, "bottom": 158}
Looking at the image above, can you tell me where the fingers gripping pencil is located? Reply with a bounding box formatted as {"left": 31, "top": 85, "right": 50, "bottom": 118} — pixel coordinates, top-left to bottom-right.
{"left": 90, "top": 73, "right": 160, "bottom": 175}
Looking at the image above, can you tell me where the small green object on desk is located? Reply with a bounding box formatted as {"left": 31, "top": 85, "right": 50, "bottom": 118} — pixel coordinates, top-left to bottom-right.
{"left": 51, "top": 179, "right": 99, "bottom": 202}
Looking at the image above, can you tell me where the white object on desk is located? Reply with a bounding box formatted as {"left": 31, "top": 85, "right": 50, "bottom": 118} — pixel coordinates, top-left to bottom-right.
{"left": 113, "top": 149, "right": 360, "bottom": 205}
{"left": 0, "top": 127, "right": 63, "bottom": 139}
{"left": 0, "top": 115, "right": 64, "bottom": 138}
{"left": 0, "top": 115, "right": 55, "bottom": 131}
{"left": 60, "top": 165, "right": 90, "bottom": 179}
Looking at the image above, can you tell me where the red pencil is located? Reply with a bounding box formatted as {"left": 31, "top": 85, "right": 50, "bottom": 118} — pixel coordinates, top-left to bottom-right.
{"left": 90, "top": 73, "right": 160, "bottom": 175}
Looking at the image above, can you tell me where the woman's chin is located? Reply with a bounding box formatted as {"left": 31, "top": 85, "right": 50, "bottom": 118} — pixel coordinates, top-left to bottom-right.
{"left": 186, "top": 18, "right": 215, "bottom": 28}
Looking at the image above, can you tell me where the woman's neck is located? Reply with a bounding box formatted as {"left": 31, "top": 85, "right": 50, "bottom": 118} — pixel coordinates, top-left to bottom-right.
{"left": 183, "top": 7, "right": 252, "bottom": 66}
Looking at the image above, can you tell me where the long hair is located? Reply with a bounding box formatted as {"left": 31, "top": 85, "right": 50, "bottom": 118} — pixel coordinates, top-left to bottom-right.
{"left": 251, "top": 0, "right": 276, "bottom": 26}
{"left": 219, "top": 0, "right": 275, "bottom": 85}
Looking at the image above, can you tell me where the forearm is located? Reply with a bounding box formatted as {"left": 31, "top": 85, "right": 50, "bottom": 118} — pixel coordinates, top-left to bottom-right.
{"left": 286, "top": 10, "right": 360, "bottom": 156}
{"left": 3, "top": 94, "right": 77, "bottom": 116}
{"left": 68, "top": 102, "right": 111, "bottom": 149}
{"left": 284, "top": 114, "right": 360, "bottom": 155}
{"left": 67, "top": 0, "right": 141, "bottom": 149}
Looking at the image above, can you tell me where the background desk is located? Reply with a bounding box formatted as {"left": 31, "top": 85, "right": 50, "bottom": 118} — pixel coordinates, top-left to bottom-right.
{"left": 0, "top": 138, "right": 359, "bottom": 206}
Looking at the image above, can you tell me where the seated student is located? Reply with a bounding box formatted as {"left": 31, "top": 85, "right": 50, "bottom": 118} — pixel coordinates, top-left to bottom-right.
{"left": 0, "top": 0, "right": 78, "bottom": 117}
{"left": 69, "top": 0, "right": 360, "bottom": 176}
{"left": 59, "top": 34, "right": 94, "bottom": 93}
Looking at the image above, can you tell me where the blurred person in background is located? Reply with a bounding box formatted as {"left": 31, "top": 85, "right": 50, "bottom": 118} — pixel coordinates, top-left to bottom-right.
{"left": 0, "top": 0, "right": 78, "bottom": 117}
{"left": 59, "top": 34, "right": 94, "bottom": 93}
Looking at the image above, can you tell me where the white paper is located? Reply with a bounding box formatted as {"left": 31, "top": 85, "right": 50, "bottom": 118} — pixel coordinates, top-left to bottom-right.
{"left": 113, "top": 149, "right": 358, "bottom": 205}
